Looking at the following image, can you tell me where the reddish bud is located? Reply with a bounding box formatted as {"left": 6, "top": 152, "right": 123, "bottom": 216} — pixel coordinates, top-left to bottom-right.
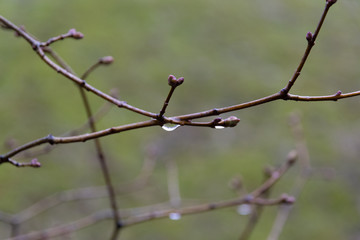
{"left": 335, "top": 90, "right": 342, "bottom": 96}
{"left": 306, "top": 32, "right": 313, "bottom": 43}
{"left": 99, "top": 56, "right": 114, "bottom": 65}
{"left": 177, "top": 77, "right": 185, "bottom": 85}
{"left": 168, "top": 75, "right": 184, "bottom": 87}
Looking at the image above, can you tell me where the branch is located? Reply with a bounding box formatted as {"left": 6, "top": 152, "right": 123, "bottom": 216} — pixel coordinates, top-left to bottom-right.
{"left": 5, "top": 152, "right": 296, "bottom": 240}
{"left": 266, "top": 113, "right": 312, "bottom": 240}
{"left": 282, "top": 0, "right": 337, "bottom": 93}
{"left": 0, "top": 120, "right": 159, "bottom": 163}
{"left": 0, "top": 0, "right": 353, "bottom": 165}
{"left": 0, "top": 149, "right": 157, "bottom": 227}
{"left": 0, "top": 15, "right": 158, "bottom": 119}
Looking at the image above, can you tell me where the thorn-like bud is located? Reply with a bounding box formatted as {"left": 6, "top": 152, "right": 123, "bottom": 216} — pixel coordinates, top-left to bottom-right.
{"left": 68, "top": 28, "right": 84, "bottom": 39}
{"left": 168, "top": 75, "right": 185, "bottom": 87}
{"left": 306, "top": 32, "right": 313, "bottom": 43}
{"left": 99, "top": 56, "right": 114, "bottom": 65}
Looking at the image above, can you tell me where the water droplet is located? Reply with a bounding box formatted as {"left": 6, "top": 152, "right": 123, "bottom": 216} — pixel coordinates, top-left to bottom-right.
{"left": 169, "top": 212, "right": 181, "bottom": 220}
{"left": 237, "top": 204, "right": 252, "bottom": 215}
{"left": 162, "top": 124, "right": 180, "bottom": 132}
{"left": 215, "top": 125, "right": 225, "bottom": 129}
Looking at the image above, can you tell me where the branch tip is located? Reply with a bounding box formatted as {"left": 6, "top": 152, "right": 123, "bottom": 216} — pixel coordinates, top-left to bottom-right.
{"left": 168, "top": 75, "right": 184, "bottom": 87}
{"left": 326, "top": 0, "right": 337, "bottom": 7}
{"left": 68, "top": 28, "right": 84, "bottom": 39}
{"left": 99, "top": 56, "right": 114, "bottom": 65}
{"left": 281, "top": 194, "right": 296, "bottom": 204}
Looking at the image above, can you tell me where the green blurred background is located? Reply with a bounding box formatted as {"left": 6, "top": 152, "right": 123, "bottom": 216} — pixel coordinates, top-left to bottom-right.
{"left": 1, "top": 0, "right": 360, "bottom": 239}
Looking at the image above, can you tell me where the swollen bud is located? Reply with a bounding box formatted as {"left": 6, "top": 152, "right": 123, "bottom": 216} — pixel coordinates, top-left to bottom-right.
{"left": 222, "top": 116, "right": 241, "bottom": 128}
{"left": 306, "top": 32, "right": 313, "bottom": 43}
{"left": 68, "top": 28, "right": 84, "bottom": 39}
{"left": 168, "top": 75, "right": 185, "bottom": 87}
{"left": 99, "top": 56, "right": 114, "bottom": 65}
{"left": 213, "top": 116, "right": 240, "bottom": 128}
{"left": 335, "top": 90, "right": 342, "bottom": 96}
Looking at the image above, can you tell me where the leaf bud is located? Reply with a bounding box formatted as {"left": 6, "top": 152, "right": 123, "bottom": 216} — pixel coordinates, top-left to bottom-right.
{"left": 168, "top": 75, "right": 185, "bottom": 87}
{"left": 306, "top": 32, "right": 313, "bottom": 43}
{"left": 99, "top": 56, "right": 114, "bottom": 65}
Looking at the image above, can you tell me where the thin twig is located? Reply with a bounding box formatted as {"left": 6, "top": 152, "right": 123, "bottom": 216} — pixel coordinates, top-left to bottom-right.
{"left": 0, "top": 15, "right": 158, "bottom": 119}
{"left": 239, "top": 169, "right": 272, "bottom": 240}
{"left": 282, "top": 0, "right": 336, "bottom": 93}
{"left": 0, "top": 1, "right": 351, "bottom": 165}
{"left": 158, "top": 75, "right": 184, "bottom": 119}
{"left": 5, "top": 153, "right": 296, "bottom": 240}
{"left": 0, "top": 150, "right": 157, "bottom": 227}
{"left": 266, "top": 113, "right": 312, "bottom": 240}
{"left": 75, "top": 55, "right": 121, "bottom": 238}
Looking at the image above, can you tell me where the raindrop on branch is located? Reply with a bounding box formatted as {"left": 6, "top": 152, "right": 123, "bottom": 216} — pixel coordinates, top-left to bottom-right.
{"left": 169, "top": 212, "right": 182, "bottom": 220}
{"left": 162, "top": 123, "right": 180, "bottom": 132}
{"left": 237, "top": 204, "right": 252, "bottom": 215}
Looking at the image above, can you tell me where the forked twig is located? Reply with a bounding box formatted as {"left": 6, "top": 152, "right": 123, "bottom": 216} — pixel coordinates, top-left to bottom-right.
{"left": 4, "top": 152, "right": 296, "bottom": 240}
{"left": 0, "top": 0, "right": 351, "bottom": 166}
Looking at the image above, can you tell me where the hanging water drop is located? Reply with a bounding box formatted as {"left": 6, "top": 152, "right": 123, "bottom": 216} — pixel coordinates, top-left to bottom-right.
{"left": 169, "top": 212, "right": 182, "bottom": 220}
{"left": 215, "top": 125, "right": 225, "bottom": 129}
{"left": 162, "top": 123, "right": 180, "bottom": 132}
{"left": 237, "top": 204, "right": 252, "bottom": 215}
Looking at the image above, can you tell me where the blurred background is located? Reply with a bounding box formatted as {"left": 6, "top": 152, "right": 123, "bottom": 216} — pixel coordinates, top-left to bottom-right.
{"left": 0, "top": 0, "right": 360, "bottom": 239}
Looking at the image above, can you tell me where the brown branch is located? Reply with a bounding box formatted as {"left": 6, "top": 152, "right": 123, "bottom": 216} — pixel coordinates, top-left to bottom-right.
{"left": 40, "top": 28, "right": 84, "bottom": 47}
{"left": 17, "top": 97, "right": 115, "bottom": 159}
{"left": 282, "top": 0, "right": 336, "bottom": 93}
{"left": 266, "top": 113, "right": 312, "bottom": 240}
{"left": 0, "top": 15, "right": 158, "bottom": 119}
{"left": 0, "top": 1, "right": 351, "bottom": 167}
{"left": 0, "top": 150, "right": 157, "bottom": 227}
{"left": 81, "top": 56, "right": 114, "bottom": 80}
{"left": 158, "top": 75, "right": 185, "bottom": 119}
{"left": 239, "top": 168, "right": 272, "bottom": 240}
{"left": 57, "top": 51, "right": 121, "bottom": 238}
{"left": 6, "top": 158, "right": 41, "bottom": 168}
{"left": 287, "top": 90, "right": 360, "bottom": 101}
{"left": 5, "top": 152, "right": 296, "bottom": 240}
{"left": 0, "top": 119, "right": 159, "bottom": 163}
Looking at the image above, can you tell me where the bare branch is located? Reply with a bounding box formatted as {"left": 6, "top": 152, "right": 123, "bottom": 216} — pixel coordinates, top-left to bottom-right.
{"left": 4, "top": 153, "right": 296, "bottom": 240}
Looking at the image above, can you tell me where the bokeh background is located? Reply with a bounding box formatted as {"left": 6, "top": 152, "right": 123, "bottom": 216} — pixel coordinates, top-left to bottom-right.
{"left": 1, "top": 0, "right": 360, "bottom": 239}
